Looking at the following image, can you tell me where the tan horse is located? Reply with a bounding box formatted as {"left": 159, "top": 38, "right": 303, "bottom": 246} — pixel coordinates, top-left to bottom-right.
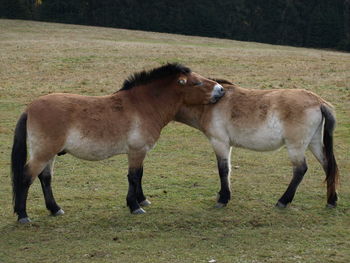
{"left": 11, "top": 63, "right": 225, "bottom": 223}
{"left": 175, "top": 79, "right": 339, "bottom": 209}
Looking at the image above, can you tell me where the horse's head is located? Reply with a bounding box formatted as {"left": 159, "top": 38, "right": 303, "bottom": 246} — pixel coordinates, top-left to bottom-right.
{"left": 120, "top": 63, "right": 225, "bottom": 105}
{"left": 175, "top": 72, "right": 225, "bottom": 105}
{"left": 119, "top": 63, "right": 224, "bottom": 105}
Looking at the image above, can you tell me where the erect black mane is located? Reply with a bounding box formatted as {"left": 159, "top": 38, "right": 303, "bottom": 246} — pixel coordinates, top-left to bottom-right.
{"left": 119, "top": 63, "right": 191, "bottom": 91}
{"left": 209, "top": 78, "right": 233, "bottom": 85}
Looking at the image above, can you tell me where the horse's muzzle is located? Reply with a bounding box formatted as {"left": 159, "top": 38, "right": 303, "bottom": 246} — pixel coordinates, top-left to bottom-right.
{"left": 210, "top": 84, "right": 225, "bottom": 103}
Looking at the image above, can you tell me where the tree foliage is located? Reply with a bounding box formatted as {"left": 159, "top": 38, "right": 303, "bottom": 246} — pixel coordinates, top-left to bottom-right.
{"left": 1, "top": 0, "right": 349, "bottom": 51}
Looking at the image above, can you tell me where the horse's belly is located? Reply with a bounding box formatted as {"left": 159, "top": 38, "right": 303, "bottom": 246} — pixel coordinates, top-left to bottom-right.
{"left": 229, "top": 116, "right": 284, "bottom": 151}
{"left": 66, "top": 144, "right": 124, "bottom": 161}
{"left": 232, "top": 132, "right": 284, "bottom": 151}
{"left": 64, "top": 129, "right": 127, "bottom": 161}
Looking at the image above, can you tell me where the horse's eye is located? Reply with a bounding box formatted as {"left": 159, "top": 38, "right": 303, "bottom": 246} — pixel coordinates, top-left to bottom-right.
{"left": 178, "top": 79, "right": 187, "bottom": 85}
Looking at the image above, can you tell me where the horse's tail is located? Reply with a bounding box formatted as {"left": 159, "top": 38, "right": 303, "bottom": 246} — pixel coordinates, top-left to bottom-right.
{"left": 11, "top": 113, "right": 28, "bottom": 213}
{"left": 320, "top": 104, "right": 339, "bottom": 204}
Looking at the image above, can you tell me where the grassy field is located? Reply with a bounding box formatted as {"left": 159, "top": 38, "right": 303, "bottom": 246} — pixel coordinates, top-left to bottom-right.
{"left": 0, "top": 19, "right": 349, "bottom": 263}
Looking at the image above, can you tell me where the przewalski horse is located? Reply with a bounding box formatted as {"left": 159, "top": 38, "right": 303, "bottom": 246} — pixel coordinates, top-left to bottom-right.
{"left": 175, "top": 79, "right": 339, "bottom": 209}
{"left": 11, "top": 63, "right": 225, "bottom": 223}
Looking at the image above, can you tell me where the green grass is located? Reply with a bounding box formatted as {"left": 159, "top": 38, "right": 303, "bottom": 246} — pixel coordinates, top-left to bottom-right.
{"left": 0, "top": 19, "right": 350, "bottom": 263}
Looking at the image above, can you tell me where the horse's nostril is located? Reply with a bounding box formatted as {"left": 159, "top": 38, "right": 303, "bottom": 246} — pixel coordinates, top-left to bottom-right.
{"left": 211, "top": 84, "right": 225, "bottom": 103}
{"left": 216, "top": 85, "right": 225, "bottom": 95}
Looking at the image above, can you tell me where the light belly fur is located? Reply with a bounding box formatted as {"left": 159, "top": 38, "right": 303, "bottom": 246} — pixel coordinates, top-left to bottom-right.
{"left": 227, "top": 114, "right": 285, "bottom": 151}
{"left": 64, "top": 129, "right": 128, "bottom": 161}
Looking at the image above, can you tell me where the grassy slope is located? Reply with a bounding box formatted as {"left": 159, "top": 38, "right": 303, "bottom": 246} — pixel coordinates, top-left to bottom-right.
{"left": 0, "top": 19, "right": 349, "bottom": 263}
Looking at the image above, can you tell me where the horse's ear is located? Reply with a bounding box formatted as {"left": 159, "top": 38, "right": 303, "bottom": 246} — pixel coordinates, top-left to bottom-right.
{"left": 178, "top": 78, "right": 187, "bottom": 85}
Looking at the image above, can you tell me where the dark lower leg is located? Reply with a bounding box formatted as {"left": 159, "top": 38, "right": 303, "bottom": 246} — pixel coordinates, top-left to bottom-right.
{"left": 277, "top": 161, "right": 308, "bottom": 206}
{"left": 135, "top": 167, "right": 147, "bottom": 203}
{"left": 217, "top": 158, "right": 231, "bottom": 204}
{"left": 323, "top": 162, "right": 338, "bottom": 207}
{"left": 15, "top": 185, "right": 30, "bottom": 220}
{"left": 14, "top": 167, "right": 32, "bottom": 220}
{"left": 327, "top": 191, "right": 338, "bottom": 207}
{"left": 326, "top": 170, "right": 338, "bottom": 207}
{"left": 126, "top": 167, "right": 143, "bottom": 212}
{"left": 38, "top": 167, "right": 61, "bottom": 214}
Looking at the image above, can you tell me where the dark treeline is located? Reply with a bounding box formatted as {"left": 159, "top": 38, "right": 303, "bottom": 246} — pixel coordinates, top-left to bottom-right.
{"left": 2, "top": 0, "right": 350, "bottom": 51}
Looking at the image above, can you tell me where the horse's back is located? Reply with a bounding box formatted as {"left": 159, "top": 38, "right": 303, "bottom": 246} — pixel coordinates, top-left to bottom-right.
{"left": 26, "top": 92, "right": 130, "bottom": 131}
{"left": 25, "top": 93, "right": 105, "bottom": 140}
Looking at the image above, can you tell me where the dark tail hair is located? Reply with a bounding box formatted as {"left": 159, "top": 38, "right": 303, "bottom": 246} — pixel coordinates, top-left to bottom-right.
{"left": 320, "top": 104, "right": 339, "bottom": 201}
{"left": 11, "top": 113, "right": 28, "bottom": 213}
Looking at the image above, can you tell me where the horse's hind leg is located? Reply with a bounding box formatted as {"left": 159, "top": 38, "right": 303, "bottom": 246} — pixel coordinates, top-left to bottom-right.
{"left": 15, "top": 159, "right": 49, "bottom": 223}
{"left": 38, "top": 158, "right": 64, "bottom": 216}
{"left": 309, "top": 131, "right": 338, "bottom": 207}
{"left": 276, "top": 147, "right": 308, "bottom": 208}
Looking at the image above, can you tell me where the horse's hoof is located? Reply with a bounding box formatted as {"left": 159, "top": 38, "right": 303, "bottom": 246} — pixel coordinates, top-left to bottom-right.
{"left": 139, "top": 199, "right": 151, "bottom": 207}
{"left": 214, "top": 202, "right": 227, "bottom": 208}
{"left": 18, "top": 217, "right": 31, "bottom": 224}
{"left": 326, "top": 203, "right": 336, "bottom": 208}
{"left": 275, "top": 201, "right": 287, "bottom": 209}
{"left": 53, "top": 209, "right": 65, "bottom": 216}
{"left": 132, "top": 208, "right": 146, "bottom": 214}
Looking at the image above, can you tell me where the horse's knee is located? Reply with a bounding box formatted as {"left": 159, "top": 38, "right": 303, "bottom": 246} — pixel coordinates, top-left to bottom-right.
{"left": 294, "top": 162, "right": 308, "bottom": 177}
{"left": 26, "top": 159, "right": 50, "bottom": 182}
{"left": 291, "top": 158, "right": 308, "bottom": 178}
{"left": 22, "top": 165, "right": 36, "bottom": 185}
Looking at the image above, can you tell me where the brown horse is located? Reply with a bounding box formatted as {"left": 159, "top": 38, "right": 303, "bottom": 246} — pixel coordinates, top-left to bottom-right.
{"left": 11, "top": 63, "right": 225, "bottom": 223}
{"left": 175, "top": 79, "right": 339, "bottom": 209}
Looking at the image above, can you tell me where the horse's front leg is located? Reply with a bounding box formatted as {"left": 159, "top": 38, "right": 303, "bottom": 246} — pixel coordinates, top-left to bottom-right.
{"left": 135, "top": 166, "right": 151, "bottom": 207}
{"left": 126, "top": 151, "right": 149, "bottom": 214}
{"left": 215, "top": 157, "right": 231, "bottom": 208}
{"left": 211, "top": 139, "right": 232, "bottom": 208}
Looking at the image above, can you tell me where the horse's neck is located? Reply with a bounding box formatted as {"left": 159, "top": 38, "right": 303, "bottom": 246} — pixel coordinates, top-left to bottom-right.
{"left": 175, "top": 105, "right": 204, "bottom": 130}
{"left": 122, "top": 86, "right": 183, "bottom": 128}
